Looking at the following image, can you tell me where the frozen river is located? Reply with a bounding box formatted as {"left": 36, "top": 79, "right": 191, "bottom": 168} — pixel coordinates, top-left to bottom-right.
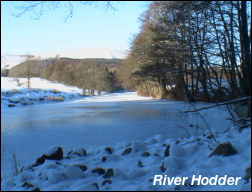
{"left": 1, "top": 92, "right": 232, "bottom": 177}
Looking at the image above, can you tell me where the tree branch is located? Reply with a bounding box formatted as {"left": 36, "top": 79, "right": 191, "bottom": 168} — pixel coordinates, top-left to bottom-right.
{"left": 12, "top": 1, "right": 119, "bottom": 21}
{"left": 182, "top": 96, "right": 251, "bottom": 113}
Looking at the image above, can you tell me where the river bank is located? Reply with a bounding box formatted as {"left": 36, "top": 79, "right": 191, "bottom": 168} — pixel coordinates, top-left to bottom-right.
{"left": 1, "top": 77, "right": 250, "bottom": 191}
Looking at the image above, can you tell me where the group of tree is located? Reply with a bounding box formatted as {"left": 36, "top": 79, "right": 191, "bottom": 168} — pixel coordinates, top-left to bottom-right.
{"left": 118, "top": 1, "right": 251, "bottom": 102}
{"left": 9, "top": 58, "right": 122, "bottom": 94}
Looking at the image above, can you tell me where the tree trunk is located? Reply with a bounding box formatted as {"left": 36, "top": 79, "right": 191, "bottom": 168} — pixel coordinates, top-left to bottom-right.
{"left": 240, "top": 1, "right": 251, "bottom": 96}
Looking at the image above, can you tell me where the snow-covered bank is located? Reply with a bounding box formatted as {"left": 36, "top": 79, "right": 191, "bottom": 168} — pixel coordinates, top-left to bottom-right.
{"left": 1, "top": 77, "right": 84, "bottom": 107}
{"left": 1, "top": 77, "right": 153, "bottom": 108}
{"left": 1, "top": 126, "right": 251, "bottom": 191}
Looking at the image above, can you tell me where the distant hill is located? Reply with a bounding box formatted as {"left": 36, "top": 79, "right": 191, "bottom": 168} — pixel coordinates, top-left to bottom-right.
{"left": 9, "top": 58, "right": 56, "bottom": 77}
{"left": 9, "top": 58, "right": 123, "bottom": 77}
{"left": 8, "top": 58, "right": 124, "bottom": 93}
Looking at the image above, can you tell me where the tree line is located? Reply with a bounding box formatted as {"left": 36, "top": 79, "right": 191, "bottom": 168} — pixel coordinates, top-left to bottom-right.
{"left": 8, "top": 58, "right": 122, "bottom": 94}
{"left": 117, "top": 1, "right": 251, "bottom": 102}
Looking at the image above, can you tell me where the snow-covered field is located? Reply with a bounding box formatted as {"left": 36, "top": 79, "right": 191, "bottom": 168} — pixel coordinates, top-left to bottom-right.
{"left": 1, "top": 77, "right": 251, "bottom": 191}
{"left": 1, "top": 77, "right": 84, "bottom": 107}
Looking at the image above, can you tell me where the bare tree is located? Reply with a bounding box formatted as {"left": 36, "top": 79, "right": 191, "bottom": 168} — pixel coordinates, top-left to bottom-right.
{"left": 12, "top": 1, "right": 120, "bottom": 21}
{"left": 119, "top": 1, "right": 251, "bottom": 102}
{"left": 24, "top": 60, "right": 34, "bottom": 88}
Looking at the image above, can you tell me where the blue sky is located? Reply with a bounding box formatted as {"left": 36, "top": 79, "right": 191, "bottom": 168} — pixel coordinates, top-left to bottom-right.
{"left": 1, "top": 1, "right": 150, "bottom": 61}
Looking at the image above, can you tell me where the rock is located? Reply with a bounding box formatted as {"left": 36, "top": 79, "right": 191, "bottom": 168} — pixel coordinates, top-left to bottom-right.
{"left": 141, "top": 152, "right": 150, "bottom": 157}
{"left": 46, "top": 96, "right": 64, "bottom": 101}
{"left": 160, "top": 162, "right": 166, "bottom": 172}
{"left": 244, "top": 166, "right": 251, "bottom": 181}
{"left": 22, "top": 102, "right": 29, "bottom": 105}
{"left": 46, "top": 147, "right": 63, "bottom": 160}
{"left": 105, "top": 147, "right": 113, "bottom": 154}
{"left": 92, "top": 183, "right": 99, "bottom": 190}
{"left": 75, "top": 165, "right": 88, "bottom": 172}
{"left": 8, "top": 104, "right": 16, "bottom": 107}
{"left": 207, "top": 134, "right": 213, "bottom": 139}
{"left": 209, "top": 142, "right": 237, "bottom": 157}
{"left": 92, "top": 167, "right": 105, "bottom": 175}
{"left": 39, "top": 97, "right": 45, "bottom": 101}
{"left": 122, "top": 148, "right": 132, "bottom": 155}
{"left": 164, "top": 145, "right": 170, "bottom": 157}
{"left": 22, "top": 181, "right": 34, "bottom": 188}
{"left": 50, "top": 89, "right": 61, "bottom": 94}
{"left": 102, "top": 156, "right": 107, "bottom": 162}
{"left": 33, "top": 154, "right": 47, "bottom": 166}
{"left": 82, "top": 149, "right": 87, "bottom": 156}
{"left": 137, "top": 161, "right": 144, "bottom": 168}
{"left": 175, "top": 140, "right": 180, "bottom": 144}
{"left": 33, "top": 147, "right": 63, "bottom": 167}
{"left": 102, "top": 179, "right": 112, "bottom": 186}
{"left": 103, "top": 168, "right": 114, "bottom": 178}
{"left": 32, "top": 188, "right": 40, "bottom": 191}
{"left": 9, "top": 99, "right": 20, "bottom": 104}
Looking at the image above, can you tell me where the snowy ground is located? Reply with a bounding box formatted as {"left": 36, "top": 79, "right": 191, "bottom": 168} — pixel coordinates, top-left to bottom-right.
{"left": 1, "top": 126, "right": 251, "bottom": 191}
{"left": 1, "top": 77, "right": 153, "bottom": 108}
{"left": 1, "top": 77, "right": 251, "bottom": 191}
{"left": 1, "top": 77, "right": 84, "bottom": 107}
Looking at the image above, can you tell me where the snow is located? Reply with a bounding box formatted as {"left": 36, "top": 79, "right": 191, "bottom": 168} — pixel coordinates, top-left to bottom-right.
{"left": 131, "top": 142, "right": 148, "bottom": 152}
{"left": 1, "top": 54, "right": 27, "bottom": 69}
{"left": 1, "top": 77, "right": 154, "bottom": 108}
{"left": 1, "top": 77, "right": 82, "bottom": 92}
{"left": 72, "top": 91, "right": 154, "bottom": 103}
{"left": 1, "top": 77, "right": 83, "bottom": 107}
{"left": 1, "top": 77, "right": 251, "bottom": 191}
{"left": 1, "top": 125, "right": 251, "bottom": 191}
{"left": 44, "top": 146, "right": 60, "bottom": 156}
